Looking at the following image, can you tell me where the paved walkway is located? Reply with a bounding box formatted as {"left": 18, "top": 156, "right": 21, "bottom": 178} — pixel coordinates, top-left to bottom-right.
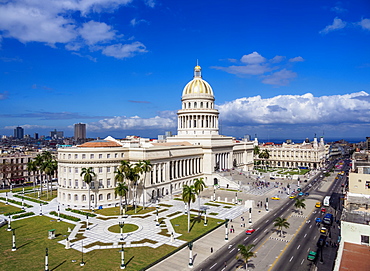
{"left": 0, "top": 169, "right": 322, "bottom": 270}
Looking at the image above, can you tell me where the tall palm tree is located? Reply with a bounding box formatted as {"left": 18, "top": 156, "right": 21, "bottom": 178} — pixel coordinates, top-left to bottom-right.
{"left": 27, "top": 160, "right": 38, "bottom": 196}
{"left": 236, "top": 244, "right": 256, "bottom": 269}
{"left": 273, "top": 217, "right": 290, "bottom": 237}
{"left": 194, "top": 178, "right": 206, "bottom": 212}
{"left": 114, "top": 182, "right": 128, "bottom": 215}
{"left": 120, "top": 162, "right": 140, "bottom": 213}
{"left": 34, "top": 154, "right": 44, "bottom": 195}
{"left": 253, "top": 145, "right": 260, "bottom": 156}
{"left": 139, "top": 160, "right": 152, "bottom": 209}
{"left": 182, "top": 185, "right": 196, "bottom": 233}
{"left": 80, "top": 167, "right": 96, "bottom": 210}
{"left": 294, "top": 198, "right": 306, "bottom": 214}
{"left": 42, "top": 159, "right": 58, "bottom": 199}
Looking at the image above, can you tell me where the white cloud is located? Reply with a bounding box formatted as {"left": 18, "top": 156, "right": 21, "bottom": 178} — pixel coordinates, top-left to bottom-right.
{"left": 289, "top": 56, "right": 304, "bottom": 62}
{"left": 271, "top": 55, "right": 285, "bottom": 63}
{"left": 102, "top": 42, "right": 147, "bottom": 59}
{"left": 0, "top": 0, "right": 148, "bottom": 59}
{"left": 0, "top": 91, "right": 8, "bottom": 100}
{"left": 331, "top": 6, "right": 347, "bottom": 14}
{"left": 358, "top": 18, "right": 370, "bottom": 30}
{"left": 4, "top": 124, "right": 50, "bottom": 130}
{"left": 130, "top": 18, "right": 148, "bottom": 26}
{"left": 217, "top": 91, "right": 370, "bottom": 125}
{"left": 144, "top": 0, "right": 156, "bottom": 8}
{"left": 213, "top": 64, "right": 271, "bottom": 76}
{"left": 262, "top": 69, "right": 297, "bottom": 86}
{"left": 241, "top": 52, "right": 266, "bottom": 64}
{"left": 319, "top": 17, "right": 346, "bottom": 34}
{"left": 88, "top": 115, "right": 176, "bottom": 131}
{"left": 79, "top": 21, "right": 116, "bottom": 45}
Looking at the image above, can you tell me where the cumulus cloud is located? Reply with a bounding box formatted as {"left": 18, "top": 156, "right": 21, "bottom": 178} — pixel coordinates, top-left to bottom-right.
{"left": 320, "top": 17, "right": 347, "bottom": 34}
{"left": 79, "top": 21, "right": 116, "bottom": 45}
{"left": 88, "top": 115, "right": 176, "bottom": 131}
{"left": 358, "top": 18, "right": 370, "bottom": 30}
{"left": 102, "top": 42, "right": 147, "bottom": 59}
{"left": 144, "top": 0, "right": 156, "bottom": 8}
{"left": 0, "top": 0, "right": 147, "bottom": 59}
{"left": 212, "top": 52, "right": 303, "bottom": 86}
{"left": 217, "top": 91, "right": 370, "bottom": 126}
{"left": 289, "top": 56, "right": 304, "bottom": 62}
{"left": 130, "top": 18, "right": 148, "bottom": 26}
{"left": 0, "top": 91, "right": 9, "bottom": 100}
{"left": 4, "top": 124, "right": 50, "bottom": 130}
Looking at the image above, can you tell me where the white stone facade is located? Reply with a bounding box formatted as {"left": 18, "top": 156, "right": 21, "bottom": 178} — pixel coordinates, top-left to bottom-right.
{"left": 57, "top": 65, "right": 254, "bottom": 208}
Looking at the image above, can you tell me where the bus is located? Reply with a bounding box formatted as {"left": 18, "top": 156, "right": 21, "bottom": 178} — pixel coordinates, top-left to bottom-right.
{"left": 323, "top": 213, "right": 333, "bottom": 225}
{"left": 323, "top": 196, "right": 330, "bottom": 207}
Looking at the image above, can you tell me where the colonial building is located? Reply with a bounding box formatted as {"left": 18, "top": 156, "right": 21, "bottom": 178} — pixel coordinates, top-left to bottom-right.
{"left": 254, "top": 137, "right": 327, "bottom": 169}
{"left": 57, "top": 65, "right": 254, "bottom": 208}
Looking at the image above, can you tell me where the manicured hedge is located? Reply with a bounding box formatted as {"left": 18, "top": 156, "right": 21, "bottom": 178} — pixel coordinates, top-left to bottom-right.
{"left": 65, "top": 208, "right": 96, "bottom": 217}
{"left": 13, "top": 194, "right": 48, "bottom": 205}
{"left": 5, "top": 210, "right": 26, "bottom": 216}
{"left": 50, "top": 211, "right": 81, "bottom": 222}
{"left": 0, "top": 197, "right": 33, "bottom": 208}
{"left": 13, "top": 212, "right": 35, "bottom": 219}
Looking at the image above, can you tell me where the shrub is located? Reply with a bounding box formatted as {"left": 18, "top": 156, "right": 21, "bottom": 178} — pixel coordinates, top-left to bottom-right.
{"left": 13, "top": 194, "right": 48, "bottom": 205}
{"left": 0, "top": 197, "right": 33, "bottom": 208}
{"left": 5, "top": 210, "right": 26, "bottom": 216}
{"left": 50, "top": 211, "right": 81, "bottom": 222}
{"left": 13, "top": 212, "right": 35, "bottom": 219}
{"left": 66, "top": 208, "right": 96, "bottom": 217}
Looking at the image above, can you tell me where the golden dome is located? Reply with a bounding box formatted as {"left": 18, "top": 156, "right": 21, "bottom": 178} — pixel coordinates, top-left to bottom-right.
{"left": 182, "top": 65, "right": 214, "bottom": 96}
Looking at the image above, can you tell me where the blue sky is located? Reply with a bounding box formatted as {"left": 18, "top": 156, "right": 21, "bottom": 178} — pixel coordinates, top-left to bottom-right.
{"left": 0, "top": 0, "right": 369, "bottom": 141}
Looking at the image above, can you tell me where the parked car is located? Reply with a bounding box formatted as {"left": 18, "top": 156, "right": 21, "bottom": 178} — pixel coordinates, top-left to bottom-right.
{"left": 315, "top": 202, "right": 321, "bottom": 208}
{"left": 307, "top": 251, "right": 317, "bottom": 261}
{"left": 320, "top": 227, "right": 327, "bottom": 234}
{"left": 245, "top": 229, "right": 255, "bottom": 235}
{"left": 321, "top": 207, "right": 326, "bottom": 213}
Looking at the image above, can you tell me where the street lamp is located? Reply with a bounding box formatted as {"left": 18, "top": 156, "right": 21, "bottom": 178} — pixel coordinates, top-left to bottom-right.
{"left": 203, "top": 210, "right": 207, "bottom": 226}
{"left": 188, "top": 242, "right": 193, "bottom": 268}
{"left": 12, "top": 229, "right": 16, "bottom": 251}
{"left": 265, "top": 197, "right": 269, "bottom": 212}
{"left": 39, "top": 202, "right": 43, "bottom": 216}
{"left": 213, "top": 187, "right": 216, "bottom": 202}
{"left": 80, "top": 240, "right": 85, "bottom": 266}
{"left": 5, "top": 192, "right": 8, "bottom": 205}
{"left": 156, "top": 206, "right": 160, "bottom": 227}
{"left": 57, "top": 205, "right": 60, "bottom": 222}
{"left": 120, "top": 244, "right": 125, "bottom": 269}
{"left": 86, "top": 215, "right": 89, "bottom": 230}
{"left": 21, "top": 197, "right": 25, "bottom": 210}
{"left": 235, "top": 192, "right": 238, "bottom": 205}
{"left": 7, "top": 215, "right": 12, "bottom": 231}
{"left": 249, "top": 208, "right": 252, "bottom": 224}
{"left": 225, "top": 221, "right": 229, "bottom": 241}
{"left": 119, "top": 221, "right": 124, "bottom": 241}
{"left": 45, "top": 248, "right": 49, "bottom": 271}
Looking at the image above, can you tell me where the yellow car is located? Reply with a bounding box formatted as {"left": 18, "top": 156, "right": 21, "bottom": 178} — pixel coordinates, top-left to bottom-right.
{"left": 271, "top": 196, "right": 280, "bottom": 200}
{"left": 289, "top": 195, "right": 296, "bottom": 199}
{"left": 320, "top": 227, "right": 327, "bottom": 234}
{"left": 315, "top": 202, "right": 321, "bottom": 208}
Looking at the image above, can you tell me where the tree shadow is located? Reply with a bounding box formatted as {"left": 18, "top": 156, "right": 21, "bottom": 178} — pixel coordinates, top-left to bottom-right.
{"left": 51, "top": 260, "right": 66, "bottom": 270}
{"left": 17, "top": 241, "right": 32, "bottom": 249}
{"left": 190, "top": 215, "right": 203, "bottom": 231}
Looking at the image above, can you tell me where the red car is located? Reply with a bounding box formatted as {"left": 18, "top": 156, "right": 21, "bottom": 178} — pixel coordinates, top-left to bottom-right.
{"left": 246, "top": 229, "right": 255, "bottom": 235}
{"left": 321, "top": 207, "right": 326, "bottom": 213}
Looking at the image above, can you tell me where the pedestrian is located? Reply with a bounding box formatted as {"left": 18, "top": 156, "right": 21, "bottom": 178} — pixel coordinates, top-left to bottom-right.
{"left": 240, "top": 223, "right": 243, "bottom": 227}
{"left": 211, "top": 247, "right": 213, "bottom": 253}
{"left": 243, "top": 223, "right": 245, "bottom": 227}
{"left": 224, "top": 261, "right": 227, "bottom": 268}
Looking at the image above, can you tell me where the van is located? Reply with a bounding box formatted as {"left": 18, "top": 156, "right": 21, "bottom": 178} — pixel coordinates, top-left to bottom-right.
{"left": 315, "top": 202, "right": 321, "bottom": 208}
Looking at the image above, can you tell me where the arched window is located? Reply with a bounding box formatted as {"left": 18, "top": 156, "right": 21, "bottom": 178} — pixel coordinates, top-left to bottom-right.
{"left": 99, "top": 194, "right": 103, "bottom": 201}
{"left": 200, "top": 102, "right": 203, "bottom": 108}
{"left": 82, "top": 195, "right": 87, "bottom": 201}
{"left": 74, "top": 194, "right": 78, "bottom": 201}
{"left": 107, "top": 193, "right": 111, "bottom": 200}
{"left": 188, "top": 102, "right": 191, "bottom": 108}
{"left": 68, "top": 194, "right": 71, "bottom": 201}
{"left": 194, "top": 102, "right": 197, "bottom": 108}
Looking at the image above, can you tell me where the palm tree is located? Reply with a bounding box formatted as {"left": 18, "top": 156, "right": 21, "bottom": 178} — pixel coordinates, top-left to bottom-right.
{"left": 114, "top": 182, "right": 128, "bottom": 215}
{"left": 121, "top": 162, "right": 141, "bottom": 213}
{"left": 139, "top": 160, "right": 152, "bottom": 209}
{"left": 42, "top": 159, "right": 58, "bottom": 199}
{"left": 259, "top": 149, "right": 270, "bottom": 170}
{"left": 194, "top": 178, "right": 206, "bottom": 212}
{"left": 80, "top": 167, "right": 96, "bottom": 210}
{"left": 34, "top": 154, "right": 44, "bottom": 195}
{"left": 273, "top": 217, "right": 290, "bottom": 237}
{"left": 253, "top": 145, "right": 260, "bottom": 156}
{"left": 182, "top": 185, "right": 196, "bottom": 232}
{"left": 236, "top": 244, "right": 256, "bottom": 269}
{"left": 27, "top": 160, "right": 38, "bottom": 196}
{"left": 294, "top": 198, "right": 306, "bottom": 214}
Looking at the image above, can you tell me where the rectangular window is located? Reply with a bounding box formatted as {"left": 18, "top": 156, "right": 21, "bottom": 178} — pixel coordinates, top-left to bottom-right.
{"left": 98, "top": 167, "right": 102, "bottom": 173}
{"left": 82, "top": 154, "right": 86, "bottom": 159}
{"left": 115, "top": 153, "right": 118, "bottom": 158}
{"left": 90, "top": 154, "right": 94, "bottom": 159}
{"left": 68, "top": 154, "right": 71, "bottom": 159}
{"left": 107, "top": 179, "right": 111, "bottom": 187}
{"left": 107, "top": 154, "right": 111, "bottom": 158}
{"left": 68, "top": 167, "right": 71, "bottom": 173}
{"left": 75, "top": 168, "right": 78, "bottom": 173}
{"left": 75, "top": 180, "right": 78, "bottom": 187}
{"left": 107, "top": 167, "right": 111, "bottom": 173}
{"left": 361, "top": 235, "right": 369, "bottom": 244}
{"left": 99, "top": 179, "right": 103, "bottom": 187}
{"left": 75, "top": 154, "right": 78, "bottom": 159}
{"left": 366, "top": 181, "right": 370, "bottom": 189}
{"left": 99, "top": 154, "right": 103, "bottom": 159}
{"left": 68, "top": 179, "right": 72, "bottom": 187}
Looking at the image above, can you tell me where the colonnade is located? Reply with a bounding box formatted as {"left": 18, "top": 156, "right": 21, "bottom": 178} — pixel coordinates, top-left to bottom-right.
{"left": 169, "top": 158, "right": 202, "bottom": 180}
{"left": 178, "top": 115, "right": 218, "bottom": 129}
{"left": 215, "top": 152, "right": 230, "bottom": 171}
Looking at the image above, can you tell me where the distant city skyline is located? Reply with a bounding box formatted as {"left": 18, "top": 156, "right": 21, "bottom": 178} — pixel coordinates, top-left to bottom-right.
{"left": 0, "top": 1, "right": 369, "bottom": 140}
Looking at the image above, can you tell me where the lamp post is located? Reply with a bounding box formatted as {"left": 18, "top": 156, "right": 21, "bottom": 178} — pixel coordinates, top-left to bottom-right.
{"left": 21, "top": 196, "right": 25, "bottom": 210}
{"left": 119, "top": 243, "right": 125, "bottom": 269}
{"left": 235, "top": 192, "right": 238, "bottom": 205}
{"left": 22, "top": 184, "right": 25, "bottom": 195}
{"left": 80, "top": 240, "right": 85, "bottom": 266}
{"left": 57, "top": 205, "right": 60, "bottom": 222}
{"left": 156, "top": 206, "right": 159, "bottom": 227}
{"left": 65, "top": 238, "right": 70, "bottom": 249}
{"left": 45, "top": 248, "right": 49, "bottom": 271}
{"left": 203, "top": 210, "right": 207, "bottom": 226}
{"left": 213, "top": 187, "right": 216, "bottom": 202}
{"left": 188, "top": 242, "right": 193, "bottom": 268}
{"left": 39, "top": 202, "right": 43, "bottom": 216}
{"left": 265, "top": 197, "right": 269, "bottom": 212}
{"left": 5, "top": 192, "right": 8, "bottom": 205}
{"left": 7, "top": 215, "right": 12, "bottom": 231}
{"left": 86, "top": 215, "right": 89, "bottom": 230}
{"left": 10, "top": 183, "right": 12, "bottom": 193}
{"left": 249, "top": 208, "right": 252, "bottom": 224}
{"left": 11, "top": 229, "right": 16, "bottom": 251}
{"left": 119, "top": 221, "right": 124, "bottom": 241}
{"left": 184, "top": 203, "right": 187, "bottom": 215}
{"left": 225, "top": 221, "right": 229, "bottom": 241}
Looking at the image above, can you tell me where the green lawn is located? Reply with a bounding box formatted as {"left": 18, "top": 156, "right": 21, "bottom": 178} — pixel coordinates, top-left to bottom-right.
{"left": 170, "top": 214, "right": 224, "bottom": 241}
{"left": 0, "top": 216, "right": 178, "bottom": 270}
{"left": 0, "top": 202, "right": 22, "bottom": 215}
{"left": 25, "top": 190, "right": 58, "bottom": 201}
{"left": 108, "top": 224, "right": 139, "bottom": 233}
